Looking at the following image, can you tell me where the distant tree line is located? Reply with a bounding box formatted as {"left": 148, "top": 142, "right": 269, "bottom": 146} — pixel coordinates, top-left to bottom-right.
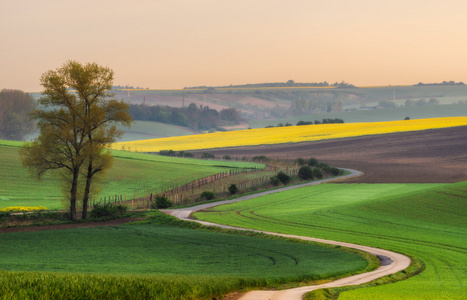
{"left": 184, "top": 80, "right": 356, "bottom": 89}
{"left": 288, "top": 98, "right": 344, "bottom": 115}
{"left": 414, "top": 81, "right": 465, "bottom": 86}
{"left": 0, "top": 89, "right": 36, "bottom": 140}
{"left": 266, "top": 118, "right": 344, "bottom": 128}
{"left": 129, "top": 103, "right": 241, "bottom": 131}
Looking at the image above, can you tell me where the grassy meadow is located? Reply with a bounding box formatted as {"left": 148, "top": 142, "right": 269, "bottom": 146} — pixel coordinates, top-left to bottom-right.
{"left": 194, "top": 182, "right": 467, "bottom": 299}
{"left": 0, "top": 212, "right": 376, "bottom": 299}
{"left": 0, "top": 141, "right": 261, "bottom": 210}
{"left": 112, "top": 116, "right": 467, "bottom": 152}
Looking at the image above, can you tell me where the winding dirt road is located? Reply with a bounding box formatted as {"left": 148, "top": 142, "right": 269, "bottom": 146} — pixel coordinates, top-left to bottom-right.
{"left": 163, "top": 169, "right": 412, "bottom": 300}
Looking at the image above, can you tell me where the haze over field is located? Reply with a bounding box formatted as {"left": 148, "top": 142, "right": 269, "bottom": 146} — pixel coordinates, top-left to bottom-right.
{"left": 2, "top": 0, "right": 466, "bottom": 92}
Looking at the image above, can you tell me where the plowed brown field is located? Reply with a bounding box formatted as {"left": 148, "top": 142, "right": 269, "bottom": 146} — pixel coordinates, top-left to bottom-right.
{"left": 196, "top": 126, "right": 467, "bottom": 183}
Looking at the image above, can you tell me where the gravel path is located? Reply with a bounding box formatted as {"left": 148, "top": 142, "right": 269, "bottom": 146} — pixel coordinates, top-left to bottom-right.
{"left": 162, "top": 169, "right": 412, "bottom": 300}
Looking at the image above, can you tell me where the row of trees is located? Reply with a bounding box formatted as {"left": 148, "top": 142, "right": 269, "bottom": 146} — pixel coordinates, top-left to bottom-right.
{"left": 20, "top": 61, "right": 132, "bottom": 220}
{"left": 129, "top": 103, "right": 241, "bottom": 130}
{"left": 184, "top": 80, "right": 356, "bottom": 89}
{"left": 0, "top": 89, "right": 36, "bottom": 140}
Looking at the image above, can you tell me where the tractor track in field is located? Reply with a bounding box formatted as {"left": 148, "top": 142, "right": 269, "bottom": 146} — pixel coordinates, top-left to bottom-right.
{"left": 162, "top": 169, "right": 412, "bottom": 300}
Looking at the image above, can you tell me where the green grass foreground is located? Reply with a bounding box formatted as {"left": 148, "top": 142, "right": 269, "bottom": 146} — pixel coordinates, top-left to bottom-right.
{"left": 0, "top": 141, "right": 261, "bottom": 209}
{"left": 0, "top": 212, "right": 375, "bottom": 300}
{"left": 194, "top": 182, "right": 467, "bottom": 299}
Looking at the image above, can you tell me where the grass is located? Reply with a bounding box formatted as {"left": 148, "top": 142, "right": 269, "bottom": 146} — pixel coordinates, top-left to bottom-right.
{"left": 117, "top": 120, "right": 197, "bottom": 142}
{"left": 0, "top": 211, "right": 375, "bottom": 300}
{"left": 112, "top": 117, "right": 467, "bottom": 152}
{"left": 0, "top": 142, "right": 262, "bottom": 210}
{"left": 194, "top": 182, "right": 467, "bottom": 299}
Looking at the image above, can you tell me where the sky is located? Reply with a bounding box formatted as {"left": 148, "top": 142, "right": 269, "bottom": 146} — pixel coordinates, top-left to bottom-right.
{"left": 1, "top": 0, "right": 467, "bottom": 92}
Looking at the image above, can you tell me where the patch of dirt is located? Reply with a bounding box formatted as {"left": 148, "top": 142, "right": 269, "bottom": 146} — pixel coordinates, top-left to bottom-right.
{"left": 193, "top": 126, "right": 467, "bottom": 183}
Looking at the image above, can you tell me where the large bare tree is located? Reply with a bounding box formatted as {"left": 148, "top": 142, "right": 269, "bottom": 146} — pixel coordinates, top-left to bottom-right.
{"left": 20, "top": 61, "right": 132, "bottom": 220}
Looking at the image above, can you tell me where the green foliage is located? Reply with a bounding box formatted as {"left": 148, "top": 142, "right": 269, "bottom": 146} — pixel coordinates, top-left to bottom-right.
{"left": 312, "top": 167, "right": 323, "bottom": 179}
{"left": 276, "top": 171, "right": 291, "bottom": 185}
{"left": 270, "top": 175, "right": 281, "bottom": 186}
{"left": 252, "top": 155, "right": 269, "bottom": 162}
{"left": 201, "top": 152, "right": 215, "bottom": 159}
{"left": 90, "top": 203, "right": 128, "bottom": 218}
{"left": 152, "top": 195, "right": 172, "bottom": 209}
{"left": 308, "top": 157, "right": 319, "bottom": 167}
{"left": 228, "top": 184, "right": 238, "bottom": 194}
{"left": 200, "top": 191, "right": 215, "bottom": 201}
{"left": 298, "top": 166, "right": 314, "bottom": 180}
{"left": 159, "top": 149, "right": 176, "bottom": 156}
{"left": 195, "top": 182, "right": 467, "bottom": 299}
{"left": 295, "top": 157, "right": 307, "bottom": 166}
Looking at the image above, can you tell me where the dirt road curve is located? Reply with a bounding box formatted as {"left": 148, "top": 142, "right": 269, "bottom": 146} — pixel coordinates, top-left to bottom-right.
{"left": 163, "top": 169, "right": 412, "bottom": 300}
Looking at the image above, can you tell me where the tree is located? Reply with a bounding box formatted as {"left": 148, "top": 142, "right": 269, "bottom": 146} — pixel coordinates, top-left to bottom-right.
{"left": 19, "top": 61, "right": 132, "bottom": 220}
{"left": 0, "top": 89, "right": 36, "bottom": 140}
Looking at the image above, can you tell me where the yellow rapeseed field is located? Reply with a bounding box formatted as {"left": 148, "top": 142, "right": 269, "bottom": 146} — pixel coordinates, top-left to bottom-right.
{"left": 0, "top": 206, "right": 47, "bottom": 212}
{"left": 112, "top": 117, "right": 467, "bottom": 153}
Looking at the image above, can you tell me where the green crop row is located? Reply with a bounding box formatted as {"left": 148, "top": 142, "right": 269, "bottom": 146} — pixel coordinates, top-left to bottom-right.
{"left": 194, "top": 182, "right": 467, "bottom": 299}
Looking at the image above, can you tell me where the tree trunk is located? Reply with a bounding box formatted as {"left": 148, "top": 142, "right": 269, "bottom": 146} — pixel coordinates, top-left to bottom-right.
{"left": 69, "top": 168, "right": 79, "bottom": 221}
{"left": 82, "top": 159, "right": 93, "bottom": 219}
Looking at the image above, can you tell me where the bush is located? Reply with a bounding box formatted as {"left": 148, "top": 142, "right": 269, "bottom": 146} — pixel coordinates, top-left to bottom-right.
{"left": 277, "top": 171, "right": 291, "bottom": 185}
{"left": 329, "top": 167, "right": 342, "bottom": 176}
{"left": 295, "top": 157, "right": 307, "bottom": 166}
{"left": 159, "top": 149, "right": 176, "bottom": 156}
{"left": 200, "top": 191, "right": 215, "bottom": 200}
{"left": 201, "top": 152, "right": 215, "bottom": 159}
{"left": 228, "top": 184, "right": 239, "bottom": 194}
{"left": 252, "top": 155, "right": 269, "bottom": 162}
{"left": 308, "top": 157, "right": 319, "bottom": 167}
{"left": 154, "top": 195, "right": 173, "bottom": 209}
{"left": 298, "top": 166, "right": 313, "bottom": 180}
{"left": 270, "top": 175, "right": 280, "bottom": 186}
{"left": 90, "top": 204, "right": 127, "bottom": 218}
{"left": 313, "top": 167, "right": 323, "bottom": 179}
{"left": 223, "top": 155, "right": 232, "bottom": 160}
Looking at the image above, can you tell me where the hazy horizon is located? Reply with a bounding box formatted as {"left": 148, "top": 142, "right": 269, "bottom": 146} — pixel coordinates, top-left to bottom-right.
{"left": 2, "top": 0, "right": 467, "bottom": 92}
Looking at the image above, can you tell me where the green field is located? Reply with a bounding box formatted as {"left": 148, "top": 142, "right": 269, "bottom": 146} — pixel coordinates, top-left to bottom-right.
{"left": 118, "top": 120, "right": 197, "bottom": 142}
{"left": 0, "top": 212, "right": 375, "bottom": 299}
{"left": 249, "top": 103, "right": 467, "bottom": 128}
{"left": 0, "top": 141, "right": 261, "bottom": 210}
{"left": 194, "top": 182, "right": 467, "bottom": 299}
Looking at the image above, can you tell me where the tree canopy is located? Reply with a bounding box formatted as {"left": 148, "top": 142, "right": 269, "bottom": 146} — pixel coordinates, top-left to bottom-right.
{"left": 0, "top": 89, "right": 36, "bottom": 140}
{"left": 20, "top": 61, "right": 132, "bottom": 220}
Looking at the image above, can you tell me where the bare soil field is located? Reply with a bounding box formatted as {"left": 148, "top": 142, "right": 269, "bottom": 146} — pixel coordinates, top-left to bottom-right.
{"left": 196, "top": 126, "right": 467, "bottom": 183}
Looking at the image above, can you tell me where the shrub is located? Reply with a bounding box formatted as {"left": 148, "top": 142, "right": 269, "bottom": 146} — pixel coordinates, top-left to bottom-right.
{"left": 277, "top": 171, "right": 291, "bottom": 185}
{"left": 330, "top": 167, "right": 342, "bottom": 176}
{"left": 228, "top": 184, "right": 239, "bottom": 194}
{"left": 90, "top": 204, "right": 127, "bottom": 218}
{"left": 200, "top": 191, "right": 215, "bottom": 200}
{"left": 252, "top": 155, "right": 269, "bottom": 162}
{"left": 298, "top": 166, "right": 314, "bottom": 180}
{"left": 201, "top": 152, "right": 215, "bottom": 159}
{"left": 270, "top": 175, "right": 280, "bottom": 186}
{"left": 223, "top": 155, "right": 232, "bottom": 160}
{"left": 295, "top": 157, "right": 307, "bottom": 166}
{"left": 313, "top": 167, "right": 323, "bottom": 179}
{"left": 159, "top": 149, "right": 176, "bottom": 156}
{"left": 308, "top": 157, "right": 319, "bottom": 167}
{"left": 155, "top": 195, "right": 173, "bottom": 209}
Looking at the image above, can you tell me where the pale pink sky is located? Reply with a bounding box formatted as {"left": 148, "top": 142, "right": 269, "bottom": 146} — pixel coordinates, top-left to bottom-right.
{"left": 1, "top": 0, "right": 466, "bottom": 92}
